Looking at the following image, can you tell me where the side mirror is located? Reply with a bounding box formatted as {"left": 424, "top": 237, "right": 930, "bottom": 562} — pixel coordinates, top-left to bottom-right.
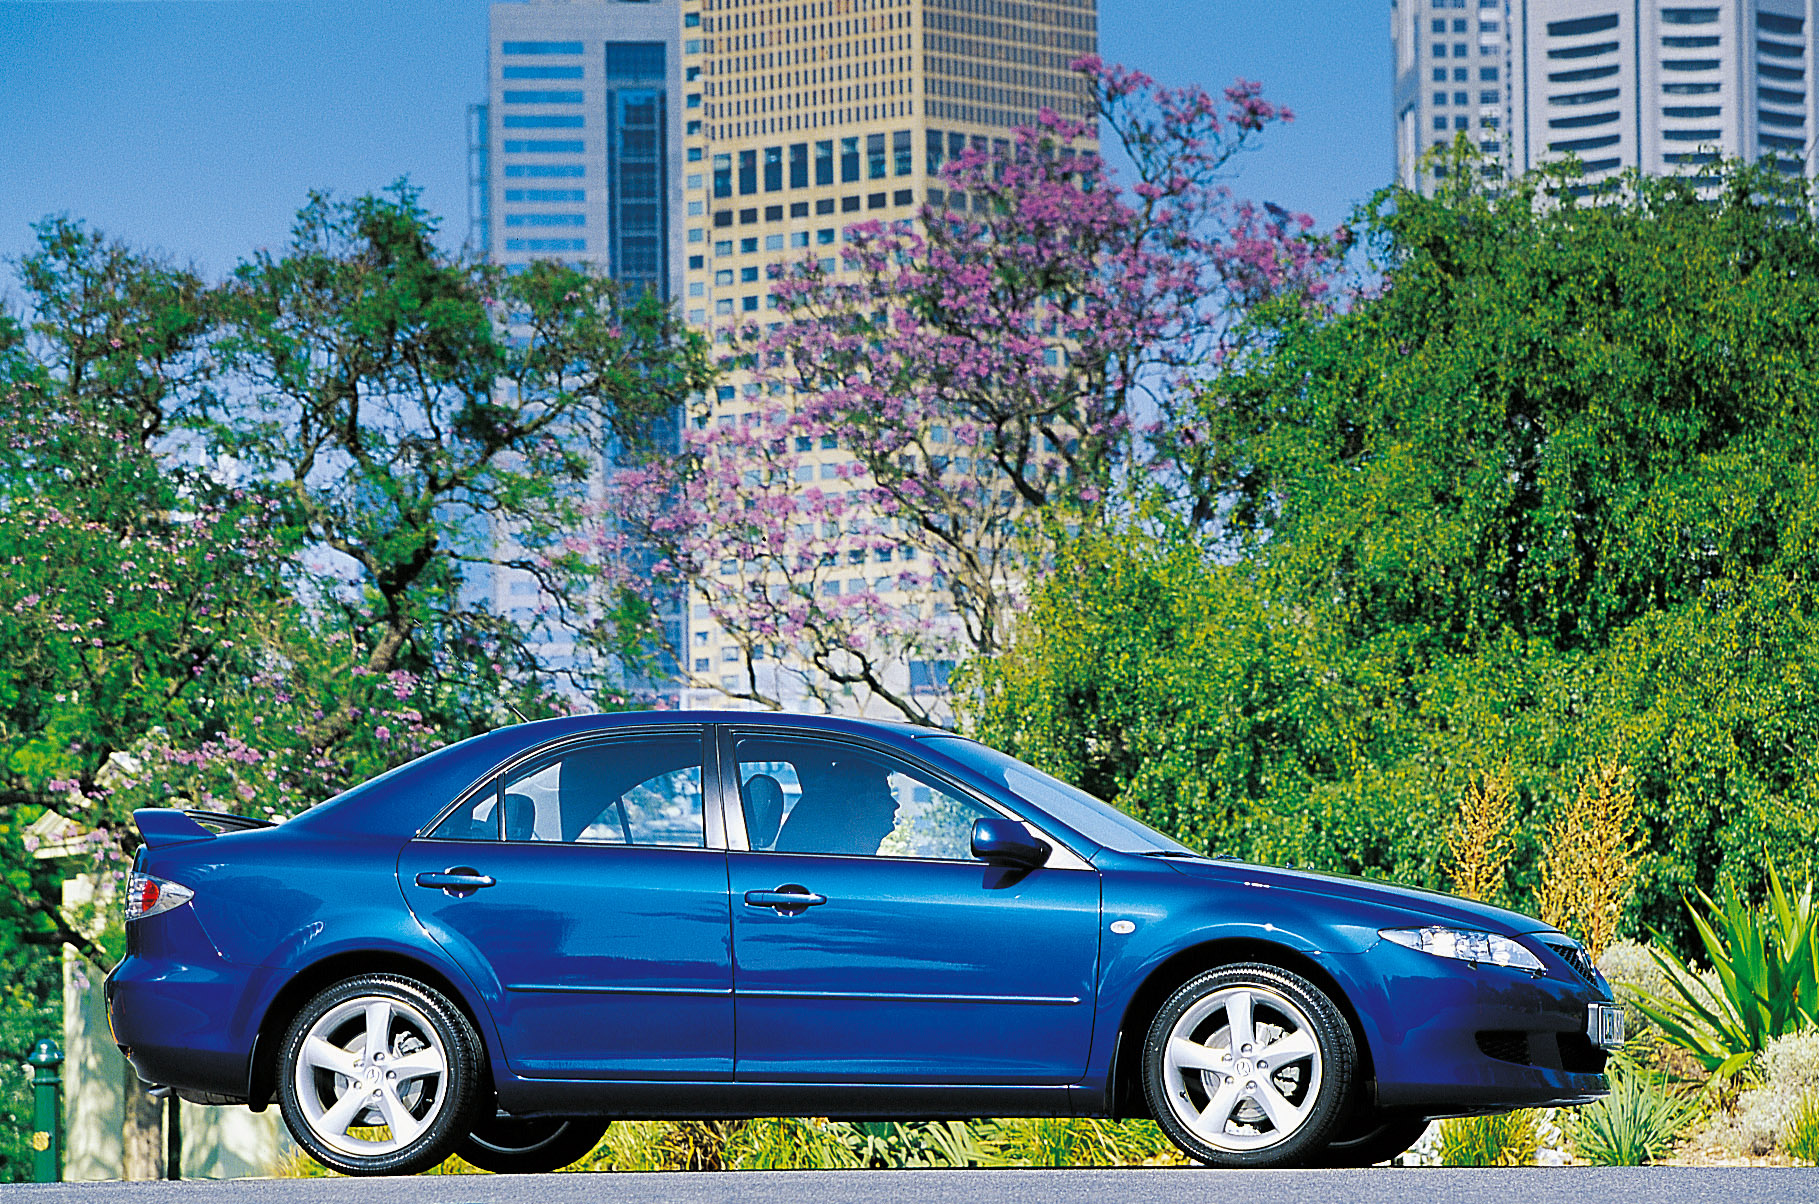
{"left": 971, "top": 817, "right": 1051, "bottom": 869}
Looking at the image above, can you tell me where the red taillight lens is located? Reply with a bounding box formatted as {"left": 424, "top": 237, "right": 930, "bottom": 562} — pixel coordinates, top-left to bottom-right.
{"left": 124, "top": 872, "right": 193, "bottom": 922}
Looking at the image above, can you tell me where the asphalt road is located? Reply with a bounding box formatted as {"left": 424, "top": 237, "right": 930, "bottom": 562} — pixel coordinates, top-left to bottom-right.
{"left": 2, "top": 1168, "right": 1817, "bottom": 1204}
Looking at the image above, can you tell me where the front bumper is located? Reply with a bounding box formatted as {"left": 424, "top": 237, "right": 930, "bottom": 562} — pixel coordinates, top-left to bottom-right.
{"left": 1335, "top": 938, "right": 1613, "bottom": 1112}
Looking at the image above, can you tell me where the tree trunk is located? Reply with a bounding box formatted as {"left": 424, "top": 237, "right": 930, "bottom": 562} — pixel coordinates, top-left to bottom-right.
{"left": 121, "top": 1078, "right": 164, "bottom": 1180}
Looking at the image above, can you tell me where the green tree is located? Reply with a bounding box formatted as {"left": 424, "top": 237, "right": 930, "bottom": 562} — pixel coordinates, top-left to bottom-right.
{"left": 970, "top": 161, "right": 1819, "bottom": 948}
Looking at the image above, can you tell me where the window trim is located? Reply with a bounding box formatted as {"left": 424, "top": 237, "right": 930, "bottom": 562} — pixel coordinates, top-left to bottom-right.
{"left": 419, "top": 725, "right": 724, "bottom": 850}
{"left": 713, "top": 727, "right": 1093, "bottom": 870}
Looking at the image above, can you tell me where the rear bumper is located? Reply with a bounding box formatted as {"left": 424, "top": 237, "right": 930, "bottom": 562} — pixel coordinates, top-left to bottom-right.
{"left": 105, "top": 909, "right": 270, "bottom": 1100}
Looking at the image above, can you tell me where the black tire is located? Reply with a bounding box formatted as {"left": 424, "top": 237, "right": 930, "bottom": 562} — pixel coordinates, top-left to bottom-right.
{"left": 1305, "top": 1110, "right": 1429, "bottom": 1167}
{"left": 457, "top": 1115, "right": 610, "bottom": 1174}
{"left": 1142, "top": 962, "right": 1355, "bottom": 1168}
{"left": 277, "top": 973, "right": 485, "bottom": 1176}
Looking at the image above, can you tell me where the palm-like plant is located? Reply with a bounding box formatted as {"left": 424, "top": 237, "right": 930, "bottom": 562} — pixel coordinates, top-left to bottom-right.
{"left": 1626, "top": 866, "right": 1819, "bottom": 1078}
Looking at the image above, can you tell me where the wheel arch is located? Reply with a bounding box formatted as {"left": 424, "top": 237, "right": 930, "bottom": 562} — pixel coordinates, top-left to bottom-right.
{"left": 247, "top": 949, "right": 496, "bottom": 1111}
{"left": 1106, "top": 937, "right": 1378, "bottom": 1121}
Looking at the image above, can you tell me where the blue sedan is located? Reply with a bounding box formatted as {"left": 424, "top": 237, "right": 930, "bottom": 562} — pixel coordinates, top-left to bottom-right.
{"left": 107, "top": 712, "right": 1617, "bottom": 1174}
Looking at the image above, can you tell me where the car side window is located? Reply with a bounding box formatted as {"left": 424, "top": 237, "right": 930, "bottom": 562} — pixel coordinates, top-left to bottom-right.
{"left": 735, "top": 737, "right": 993, "bottom": 860}
{"left": 429, "top": 791, "right": 499, "bottom": 841}
{"left": 497, "top": 735, "right": 705, "bottom": 848}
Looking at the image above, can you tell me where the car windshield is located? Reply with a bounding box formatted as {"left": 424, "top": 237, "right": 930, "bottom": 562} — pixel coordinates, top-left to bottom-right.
{"left": 921, "top": 737, "right": 1199, "bottom": 856}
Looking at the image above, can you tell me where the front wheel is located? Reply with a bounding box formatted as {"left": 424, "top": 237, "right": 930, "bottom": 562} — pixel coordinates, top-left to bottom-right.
{"left": 277, "top": 974, "right": 484, "bottom": 1176}
{"left": 457, "top": 1115, "right": 609, "bottom": 1174}
{"left": 1142, "top": 962, "right": 1355, "bottom": 1168}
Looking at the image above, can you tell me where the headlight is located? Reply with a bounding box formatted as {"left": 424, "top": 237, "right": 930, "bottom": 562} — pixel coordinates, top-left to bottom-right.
{"left": 1379, "top": 926, "right": 1544, "bottom": 972}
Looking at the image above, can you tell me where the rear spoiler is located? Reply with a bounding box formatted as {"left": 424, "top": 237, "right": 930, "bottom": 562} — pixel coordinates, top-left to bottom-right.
{"left": 134, "top": 808, "right": 277, "bottom": 850}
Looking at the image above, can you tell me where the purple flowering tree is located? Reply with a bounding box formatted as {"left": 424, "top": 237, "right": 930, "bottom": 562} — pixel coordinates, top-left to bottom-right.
{"left": 587, "top": 60, "right": 1340, "bottom": 722}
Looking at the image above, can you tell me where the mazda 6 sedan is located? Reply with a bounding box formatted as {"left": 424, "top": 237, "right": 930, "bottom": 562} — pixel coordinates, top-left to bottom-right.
{"left": 107, "top": 711, "right": 1618, "bottom": 1175}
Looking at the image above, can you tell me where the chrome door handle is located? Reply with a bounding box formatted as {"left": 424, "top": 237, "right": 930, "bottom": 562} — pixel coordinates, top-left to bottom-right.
{"left": 744, "top": 887, "right": 826, "bottom": 911}
{"left": 416, "top": 869, "right": 496, "bottom": 895}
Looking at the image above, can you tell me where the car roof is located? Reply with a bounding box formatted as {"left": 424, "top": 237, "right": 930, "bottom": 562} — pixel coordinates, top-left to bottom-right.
{"left": 284, "top": 710, "right": 966, "bottom": 837}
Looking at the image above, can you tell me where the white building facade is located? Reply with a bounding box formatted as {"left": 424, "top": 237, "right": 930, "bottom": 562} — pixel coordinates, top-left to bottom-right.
{"left": 1394, "top": 0, "right": 1817, "bottom": 189}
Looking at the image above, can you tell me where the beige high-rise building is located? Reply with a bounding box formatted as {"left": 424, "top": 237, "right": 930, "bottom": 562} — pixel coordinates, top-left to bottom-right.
{"left": 473, "top": 0, "right": 1097, "bottom": 710}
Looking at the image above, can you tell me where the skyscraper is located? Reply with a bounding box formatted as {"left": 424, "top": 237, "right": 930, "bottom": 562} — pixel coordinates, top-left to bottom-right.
{"left": 473, "top": 0, "right": 1097, "bottom": 712}
{"left": 1393, "top": 0, "right": 1816, "bottom": 190}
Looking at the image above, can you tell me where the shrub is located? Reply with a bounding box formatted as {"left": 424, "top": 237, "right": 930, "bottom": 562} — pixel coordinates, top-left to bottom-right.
{"left": 1628, "top": 868, "right": 1819, "bottom": 1078}
{"left": 1437, "top": 1110, "right": 1539, "bottom": 1166}
{"left": 1693, "top": 1028, "right": 1819, "bottom": 1158}
{"left": 1447, "top": 767, "right": 1516, "bottom": 904}
{"left": 1564, "top": 1060, "right": 1699, "bottom": 1165}
{"left": 1535, "top": 761, "right": 1640, "bottom": 961}
{"left": 1787, "top": 1090, "right": 1819, "bottom": 1167}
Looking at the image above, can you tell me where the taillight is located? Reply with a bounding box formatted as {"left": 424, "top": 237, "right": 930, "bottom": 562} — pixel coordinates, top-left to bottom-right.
{"left": 124, "top": 872, "right": 194, "bottom": 922}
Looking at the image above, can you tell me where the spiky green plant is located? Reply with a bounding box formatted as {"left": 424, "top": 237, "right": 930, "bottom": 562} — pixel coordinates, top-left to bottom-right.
{"left": 1564, "top": 1060, "right": 1699, "bottom": 1165}
{"left": 1436, "top": 1110, "right": 1540, "bottom": 1167}
{"left": 1627, "top": 866, "right": 1819, "bottom": 1079}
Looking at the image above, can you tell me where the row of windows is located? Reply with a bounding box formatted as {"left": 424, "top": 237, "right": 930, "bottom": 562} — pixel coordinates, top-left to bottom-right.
{"left": 504, "top": 114, "right": 585, "bottom": 129}
{"left": 1432, "top": 66, "right": 1501, "bottom": 83}
{"left": 1433, "top": 90, "right": 1501, "bottom": 106}
{"left": 504, "top": 90, "right": 584, "bottom": 105}
{"left": 1431, "top": 42, "right": 1498, "bottom": 58}
{"left": 1548, "top": 14, "right": 1618, "bottom": 39}
{"left": 705, "top": 189, "right": 918, "bottom": 230}
{"left": 504, "top": 189, "right": 586, "bottom": 203}
{"left": 712, "top": 130, "right": 915, "bottom": 195}
{"left": 505, "top": 238, "right": 587, "bottom": 252}
{"left": 505, "top": 213, "right": 586, "bottom": 227}
{"left": 504, "top": 66, "right": 583, "bottom": 80}
{"left": 505, "top": 164, "right": 585, "bottom": 178}
{"left": 502, "top": 41, "right": 583, "bottom": 56}
{"left": 504, "top": 139, "right": 585, "bottom": 153}
{"left": 1433, "top": 17, "right": 1497, "bottom": 34}
{"left": 922, "top": 10, "right": 1095, "bottom": 54}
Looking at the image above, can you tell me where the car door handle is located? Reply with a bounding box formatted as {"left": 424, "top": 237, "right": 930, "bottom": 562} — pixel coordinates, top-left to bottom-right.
{"left": 744, "top": 888, "right": 826, "bottom": 911}
{"left": 416, "top": 870, "right": 496, "bottom": 893}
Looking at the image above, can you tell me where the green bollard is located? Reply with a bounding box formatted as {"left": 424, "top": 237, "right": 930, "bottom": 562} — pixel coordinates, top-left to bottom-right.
{"left": 26, "top": 1038, "right": 62, "bottom": 1182}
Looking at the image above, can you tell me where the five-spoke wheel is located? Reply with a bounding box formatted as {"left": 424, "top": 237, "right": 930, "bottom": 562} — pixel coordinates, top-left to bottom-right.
{"left": 278, "top": 975, "right": 483, "bottom": 1176}
{"left": 1143, "top": 962, "right": 1354, "bottom": 1167}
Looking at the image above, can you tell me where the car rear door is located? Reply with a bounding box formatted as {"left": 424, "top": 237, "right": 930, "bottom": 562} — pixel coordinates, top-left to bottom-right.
{"left": 399, "top": 726, "right": 732, "bottom": 1081}
{"left": 723, "top": 729, "right": 1102, "bottom": 1085}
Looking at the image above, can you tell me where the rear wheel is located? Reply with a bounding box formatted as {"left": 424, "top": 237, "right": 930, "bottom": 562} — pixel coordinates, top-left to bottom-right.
{"left": 1142, "top": 962, "right": 1355, "bottom": 1168}
{"left": 277, "top": 974, "right": 484, "bottom": 1176}
{"left": 457, "top": 1115, "right": 609, "bottom": 1174}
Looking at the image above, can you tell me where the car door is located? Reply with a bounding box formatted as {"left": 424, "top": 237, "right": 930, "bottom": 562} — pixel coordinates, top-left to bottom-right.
{"left": 399, "top": 727, "right": 732, "bottom": 1081}
{"left": 724, "top": 730, "right": 1102, "bottom": 1085}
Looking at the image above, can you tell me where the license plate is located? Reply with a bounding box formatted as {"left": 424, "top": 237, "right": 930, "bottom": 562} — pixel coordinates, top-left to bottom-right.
{"left": 1587, "top": 1002, "right": 1625, "bottom": 1050}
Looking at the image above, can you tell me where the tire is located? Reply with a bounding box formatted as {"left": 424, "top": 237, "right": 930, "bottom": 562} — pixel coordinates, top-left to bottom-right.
{"left": 1142, "top": 962, "right": 1355, "bottom": 1168}
{"left": 277, "top": 974, "right": 485, "bottom": 1176}
{"left": 1305, "top": 1110, "right": 1429, "bottom": 1167}
{"left": 456, "top": 1115, "right": 609, "bottom": 1174}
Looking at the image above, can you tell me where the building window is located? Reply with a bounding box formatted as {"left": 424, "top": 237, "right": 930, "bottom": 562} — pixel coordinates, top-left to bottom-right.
{"left": 504, "top": 238, "right": 586, "bottom": 251}
{"left": 789, "top": 142, "right": 809, "bottom": 188}
{"left": 503, "top": 90, "right": 584, "bottom": 104}
{"left": 503, "top": 139, "right": 584, "bottom": 154}
{"left": 1660, "top": 8, "right": 1719, "bottom": 25}
{"left": 740, "top": 237, "right": 757, "bottom": 252}
{"left": 505, "top": 189, "right": 585, "bottom": 202}
{"left": 1547, "top": 14, "right": 1618, "bottom": 38}
{"left": 816, "top": 140, "right": 835, "bottom": 185}
{"left": 505, "top": 164, "right": 585, "bottom": 177}
{"left": 504, "top": 66, "right": 583, "bottom": 80}
{"left": 503, "top": 114, "right": 584, "bottom": 128}
{"left": 764, "top": 146, "right": 783, "bottom": 192}
{"left": 1481, "top": 67, "right": 1499, "bottom": 81}
{"left": 502, "top": 41, "right": 584, "bottom": 55}
{"left": 739, "top": 150, "right": 758, "bottom": 194}
{"left": 841, "top": 137, "right": 861, "bottom": 182}
{"left": 505, "top": 213, "right": 585, "bottom": 226}
{"left": 894, "top": 130, "right": 913, "bottom": 175}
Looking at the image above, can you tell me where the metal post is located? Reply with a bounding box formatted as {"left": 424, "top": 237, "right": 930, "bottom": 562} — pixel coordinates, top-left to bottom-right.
{"left": 26, "top": 1038, "right": 62, "bottom": 1182}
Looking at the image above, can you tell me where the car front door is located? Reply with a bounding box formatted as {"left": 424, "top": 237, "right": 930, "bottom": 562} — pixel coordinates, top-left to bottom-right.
{"left": 399, "top": 728, "right": 732, "bottom": 1081}
{"left": 724, "top": 730, "right": 1102, "bottom": 1085}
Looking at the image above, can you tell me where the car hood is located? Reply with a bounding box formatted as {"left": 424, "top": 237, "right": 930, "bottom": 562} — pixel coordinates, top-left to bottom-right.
{"left": 1162, "top": 858, "right": 1553, "bottom": 936}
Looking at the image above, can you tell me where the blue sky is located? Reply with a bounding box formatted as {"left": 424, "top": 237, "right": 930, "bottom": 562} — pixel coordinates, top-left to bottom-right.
{"left": 0, "top": 0, "right": 1389, "bottom": 283}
